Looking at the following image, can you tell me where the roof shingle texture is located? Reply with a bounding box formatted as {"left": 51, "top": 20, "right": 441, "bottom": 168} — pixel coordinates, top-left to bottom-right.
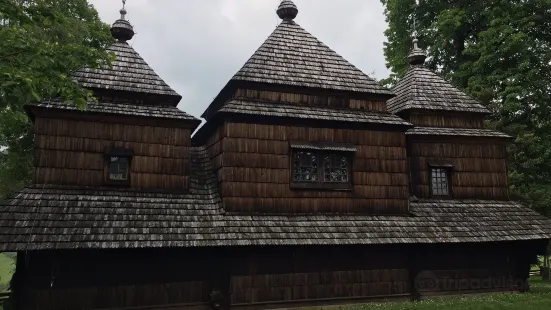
{"left": 218, "top": 100, "right": 411, "bottom": 126}
{"left": 231, "top": 20, "right": 393, "bottom": 95}
{"left": 387, "top": 66, "right": 489, "bottom": 114}
{"left": 0, "top": 147, "right": 549, "bottom": 251}
{"left": 407, "top": 127, "right": 511, "bottom": 138}
{"left": 32, "top": 100, "right": 198, "bottom": 121}
{"left": 72, "top": 42, "right": 180, "bottom": 98}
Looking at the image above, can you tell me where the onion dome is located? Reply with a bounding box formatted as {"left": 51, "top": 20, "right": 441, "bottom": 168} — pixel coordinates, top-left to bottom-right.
{"left": 277, "top": 0, "right": 299, "bottom": 20}
{"left": 407, "top": 36, "right": 427, "bottom": 66}
{"left": 111, "top": 2, "right": 135, "bottom": 42}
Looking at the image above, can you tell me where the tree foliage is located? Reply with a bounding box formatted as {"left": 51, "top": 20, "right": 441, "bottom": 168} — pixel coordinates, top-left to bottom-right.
{"left": 0, "top": 0, "right": 113, "bottom": 198}
{"left": 382, "top": 0, "right": 551, "bottom": 214}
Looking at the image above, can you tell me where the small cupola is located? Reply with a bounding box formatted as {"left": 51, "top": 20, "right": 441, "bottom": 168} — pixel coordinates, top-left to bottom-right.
{"left": 277, "top": 0, "right": 299, "bottom": 20}
{"left": 407, "top": 34, "right": 427, "bottom": 66}
{"left": 111, "top": 0, "right": 135, "bottom": 42}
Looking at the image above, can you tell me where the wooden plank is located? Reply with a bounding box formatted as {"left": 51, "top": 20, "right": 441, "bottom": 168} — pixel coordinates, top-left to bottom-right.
{"left": 411, "top": 157, "right": 507, "bottom": 173}
{"left": 133, "top": 174, "right": 189, "bottom": 190}
{"left": 225, "top": 123, "right": 405, "bottom": 146}
{"left": 223, "top": 153, "right": 289, "bottom": 169}
{"left": 34, "top": 167, "right": 103, "bottom": 186}
{"left": 222, "top": 138, "right": 289, "bottom": 155}
{"left": 35, "top": 149, "right": 103, "bottom": 170}
{"left": 222, "top": 197, "right": 409, "bottom": 214}
{"left": 234, "top": 88, "right": 388, "bottom": 112}
{"left": 35, "top": 135, "right": 190, "bottom": 159}
{"left": 132, "top": 156, "right": 190, "bottom": 175}
{"left": 35, "top": 117, "right": 191, "bottom": 146}
{"left": 220, "top": 167, "right": 289, "bottom": 184}
{"left": 410, "top": 142, "right": 506, "bottom": 159}
{"left": 408, "top": 113, "right": 485, "bottom": 129}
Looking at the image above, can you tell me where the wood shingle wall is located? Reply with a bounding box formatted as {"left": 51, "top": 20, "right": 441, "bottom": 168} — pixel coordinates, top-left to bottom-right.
{"left": 206, "top": 122, "right": 410, "bottom": 214}
{"left": 234, "top": 88, "right": 389, "bottom": 112}
{"left": 33, "top": 116, "right": 192, "bottom": 190}
{"left": 406, "top": 112, "right": 486, "bottom": 129}
{"left": 409, "top": 138, "right": 509, "bottom": 199}
{"left": 228, "top": 246, "right": 410, "bottom": 307}
{"left": 15, "top": 243, "right": 541, "bottom": 310}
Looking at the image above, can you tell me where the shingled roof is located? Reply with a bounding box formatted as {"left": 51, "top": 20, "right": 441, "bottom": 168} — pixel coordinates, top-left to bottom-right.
{"left": 29, "top": 100, "right": 198, "bottom": 122}
{"left": 1, "top": 146, "right": 550, "bottom": 251}
{"left": 407, "top": 127, "right": 511, "bottom": 139}
{"left": 387, "top": 39, "right": 489, "bottom": 115}
{"left": 230, "top": 2, "right": 392, "bottom": 96}
{"left": 387, "top": 66, "right": 489, "bottom": 114}
{"left": 72, "top": 7, "right": 181, "bottom": 105}
{"left": 73, "top": 42, "right": 181, "bottom": 103}
{"left": 217, "top": 100, "right": 411, "bottom": 126}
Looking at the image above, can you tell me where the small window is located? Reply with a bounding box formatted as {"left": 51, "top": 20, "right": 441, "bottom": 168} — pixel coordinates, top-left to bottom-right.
{"left": 108, "top": 157, "right": 129, "bottom": 181}
{"left": 104, "top": 148, "right": 133, "bottom": 186}
{"left": 290, "top": 143, "right": 354, "bottom": 190}
{"left": 430, "top": 167, "right": 451, "bottom": 197}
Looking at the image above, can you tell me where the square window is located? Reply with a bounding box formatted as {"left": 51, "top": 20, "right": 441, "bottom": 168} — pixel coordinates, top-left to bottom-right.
{"left": 430, "top": 167, "right": 451, "bottom": 197}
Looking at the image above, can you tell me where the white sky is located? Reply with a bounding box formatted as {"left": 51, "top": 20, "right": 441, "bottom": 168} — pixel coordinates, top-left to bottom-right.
{"left": 88, "top": 0, "right": 391, "bottom": 118}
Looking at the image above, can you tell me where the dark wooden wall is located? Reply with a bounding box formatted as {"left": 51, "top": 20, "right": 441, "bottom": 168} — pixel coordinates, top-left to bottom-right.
{"left": 228, "top": 246, "right": 410, "bottom": 307}
{"left": 14, "top": 241, "right": 543, "bottom": 310}
{"left": 234, "top": 89, "right": 389, "bottom": 112}
{"left": 206, "top": 122, "right": 410, "bottom": 214}
{"left": 33, "top": 116, "right": 192, "bottom": 190}
{"left": 410, "top": 242, "right": 541, "bottom": 297}
{"left": 403, "top": 111, "right": 486, "bottom": 129}
{"left": 409, "top": 137, "right": 509, "bottom": 199}
{"left": 15, "top": 248, "right": 215, "bottom": 310}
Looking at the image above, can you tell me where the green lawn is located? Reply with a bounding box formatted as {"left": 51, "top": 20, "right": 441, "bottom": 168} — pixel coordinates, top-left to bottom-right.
{"left": 348, "top": 278, "right": 551, "bottom": 310}
{"left": 0, "top": 253, "right": 14, "bottom": 292}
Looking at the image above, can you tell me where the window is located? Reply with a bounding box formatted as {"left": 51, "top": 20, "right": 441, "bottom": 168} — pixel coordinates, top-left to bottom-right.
{"left": 108, "top": 156, "right": 129, "bottom": 181}
{"left": 430, "top": 167, "right": 451, "bottom": 197}
{"left": 104, "top": 148, "right": 133, "bottom": 186}
{"left": 290, "top": 142, "right": 354, "bottom": 190}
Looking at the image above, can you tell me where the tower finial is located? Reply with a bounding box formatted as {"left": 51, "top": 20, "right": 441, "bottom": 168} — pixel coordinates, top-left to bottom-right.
{"left": 111, "top": 0, "right": 134, "bottom": 42}
{"left": 407, "top": 18, "right": 427, "bottom": 66}
{"left": 277, "top": 0, "right": 298, "bottom": 21}
{"left": 120, "top": 0, "right": 127, "bottom": 20}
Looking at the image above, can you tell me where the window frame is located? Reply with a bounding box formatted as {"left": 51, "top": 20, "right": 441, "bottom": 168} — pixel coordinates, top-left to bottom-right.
{"left": 428, "top": 165, "right": 453, "bottom": 198}
{"left": 104, "top": 148, "right": 133, "bottom": 187}
{"left": 290, "top": 143, "right": 355, "bottom": 191}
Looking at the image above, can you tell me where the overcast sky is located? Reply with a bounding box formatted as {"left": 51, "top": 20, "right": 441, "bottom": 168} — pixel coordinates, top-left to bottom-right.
{"left": 88, "top": 0, "right": 391, "bottom": 118}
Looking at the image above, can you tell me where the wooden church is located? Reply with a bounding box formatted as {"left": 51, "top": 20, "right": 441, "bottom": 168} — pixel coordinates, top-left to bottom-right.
{"left": 1, "top": 1, "right": 550, "bottom": 309}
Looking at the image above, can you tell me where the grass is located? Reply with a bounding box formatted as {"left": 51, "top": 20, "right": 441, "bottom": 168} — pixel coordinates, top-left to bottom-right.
{"left": 0, "top": 253, "right": 14, "bottom": 292}
{"left": 344, "top": 278, "right": 551, "bottom": 310}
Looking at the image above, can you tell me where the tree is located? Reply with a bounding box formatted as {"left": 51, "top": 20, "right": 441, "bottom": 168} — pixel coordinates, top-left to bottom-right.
{"left": 0, "top": 0, "right": 114, "bottom": 198}
{"left": 381, "top": 0, "right": 551, "bottom": 215}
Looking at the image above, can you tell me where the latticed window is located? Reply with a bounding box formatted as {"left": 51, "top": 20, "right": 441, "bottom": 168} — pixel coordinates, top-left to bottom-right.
{"left": 430, "top": 167, "right": 451, "bottom": 197}
{"left": 291, "top": 144, "right": 353, "bottom": 190}
{"left": 293, "top": 151, "right": 319, "bottom": 182}
{"left": 323, "top": 154, "right": 349, "bottom": 183}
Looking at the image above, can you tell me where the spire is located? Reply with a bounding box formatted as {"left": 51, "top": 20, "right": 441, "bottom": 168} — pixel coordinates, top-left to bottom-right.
{"left": 111, "top": 0, "right": 135, "bottom": 42}
{"left": 407, "top": 21, "right": 427, "bottom": 65}
{"left": 277, "top": 0, "right": 298, "bottom": 21}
